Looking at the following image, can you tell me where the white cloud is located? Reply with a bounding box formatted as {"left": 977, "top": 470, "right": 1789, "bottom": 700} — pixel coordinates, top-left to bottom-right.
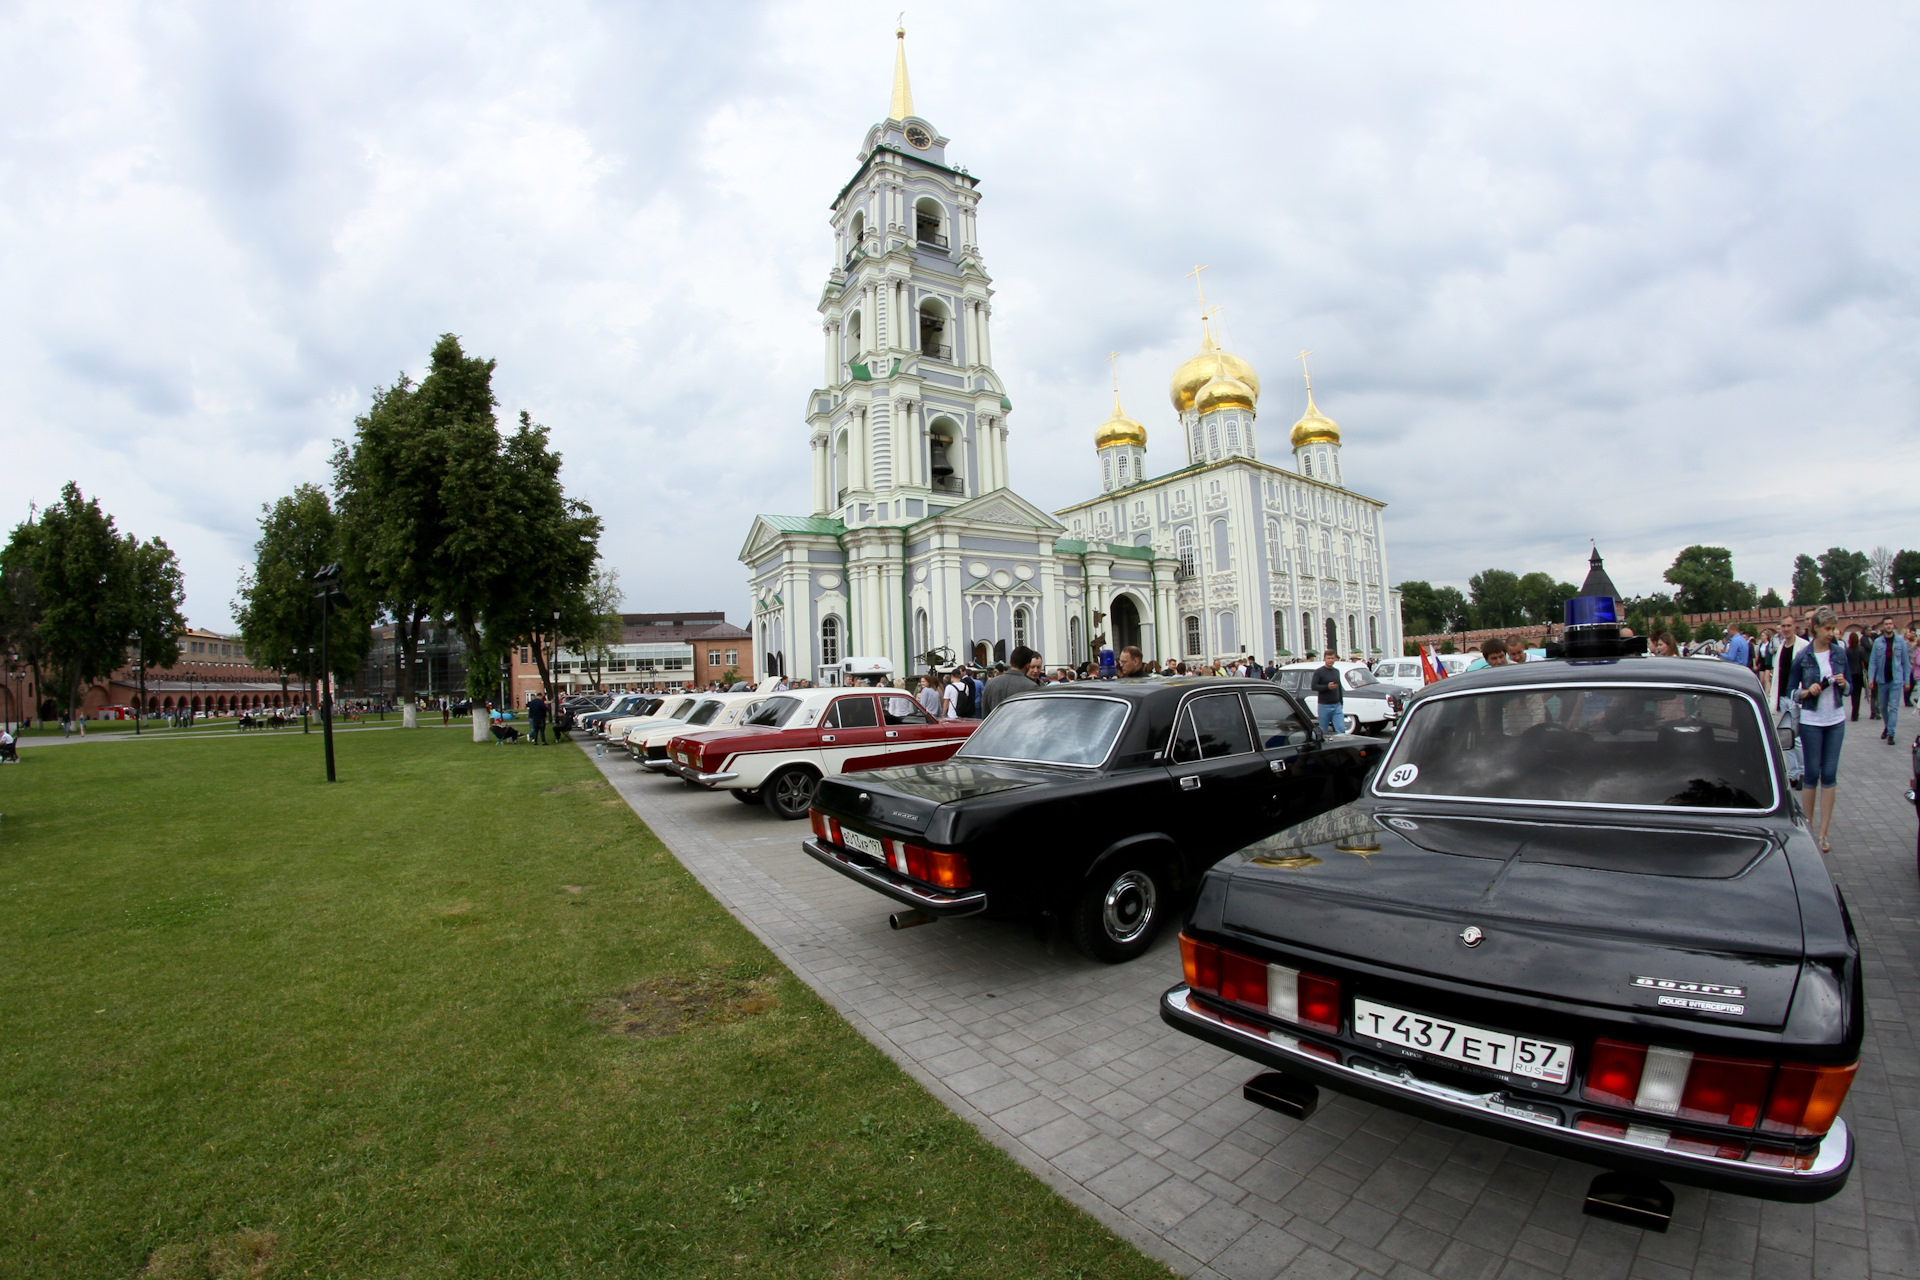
{"left": 1, "top": 0, "right": 1915, "bottom": 628}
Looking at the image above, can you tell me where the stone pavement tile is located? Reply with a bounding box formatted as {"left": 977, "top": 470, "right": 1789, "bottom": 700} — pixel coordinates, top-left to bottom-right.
{"left": 1523, "top": 1197, "right": 1590, "bottom": 1243}
{"left": 1562, "top": 1222, "right": 1640, "bottom": 1280}
{"left": 1806, "top": 1239, "right": 1869, "bottom": 1280}
{"left": 1050, "top": 1132, "right": 1136, "bottom": 1182}
{"left": 1280, "top": 1245, "right": 1363, "bottom": 1280}
{"left": 1380, "top": 1219, "right": 1452, "bottom": 1271}
{"left": 1125, "top": 1173, "right": 1218, "bottom": 1233}
{"left": 1865, "top": 1213, "right": 1920, "bottom": 1277}
{"left": 1628, "top": 1260, "right": 1694, "bottom": 1280}
{"left": 1240, "top": 1158, "right": 1306, "bottom": 1204}
{"left": 1211, "top": 1220, "right": 1310, "bottom": 1280}
{"left": 1356, "top": 1158, "right": 1435, "bottom": 1215}
{"left": 1328, "top": 1199, "right": 1403, "bottom": 1250}
{"left": 1633, "top": 1226, "right": 1703, "bottom": 1272}
{"left": 1688, "top": 1253, "right": 1755, "bottom": 1280}
{"left": 994, "top": 1094, "right": 1069, "bottom": 1137}
{"left": 1022, "top": 1113, "right": 1103, "bottom": 1161}
{"left": 1505, "top": 1239, "right": 1574, "bottom": 1275}
{"left": 1431, "top": 1238, "right": 1504, "bottom": 1280}
{"left": 1403, "top": 1189, "right": 1473, "bottom": 1236}
{"left": 1086, "top": 1151, "right": 1175, "bottom": 1208}
{"left": 1760, "top": 1204, "right": 1817, "bottom": 1258}
{"left": 1454, "top": 1192, "right": 1535, "bottom": 1254}
{"left": 1169, "top": 1200, "right": 1263, "bottom": 1264}
{"left": 1494, "top": 1260, "right": 1564, "bottom": 1280}
{"left": 1283, "top": 1173, "right": 1366, "bottom": 1225}
{"left": 1516, "top": 1225, "right": 1578, "bottom": 1261}
{"left": 966, "top": 1077, "right": 1037, "bottom": 1113}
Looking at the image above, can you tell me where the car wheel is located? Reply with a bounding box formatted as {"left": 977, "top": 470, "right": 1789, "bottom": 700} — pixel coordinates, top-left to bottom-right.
{"left": 730, "top": 789, "right": 759, "bottom": 804}
{"left": 1070, "top": 858, "right": 1168, "bottom": 964}
{"left": 1343, "top": 713, "right": 1361, "bottom": 735}
{"left": 762, "top": 767, "right": 818, "bottom": 820}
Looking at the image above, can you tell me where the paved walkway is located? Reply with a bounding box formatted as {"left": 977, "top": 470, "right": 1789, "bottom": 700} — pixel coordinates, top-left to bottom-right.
{"left": 581, "top": 727, "right": 1920, "bottom": 1280}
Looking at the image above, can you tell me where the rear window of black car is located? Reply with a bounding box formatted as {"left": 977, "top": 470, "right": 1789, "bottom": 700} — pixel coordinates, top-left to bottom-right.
{"left": 958, "top": 696, "right": 1129, "bottom": 767}
{"left": 1376, "top": 684, "right": 1775, "bottom": 810}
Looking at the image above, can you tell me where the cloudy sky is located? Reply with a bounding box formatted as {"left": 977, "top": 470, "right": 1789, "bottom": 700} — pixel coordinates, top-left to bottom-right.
{"left": 4, "top": 1, "right": 1916, "bottom": 629}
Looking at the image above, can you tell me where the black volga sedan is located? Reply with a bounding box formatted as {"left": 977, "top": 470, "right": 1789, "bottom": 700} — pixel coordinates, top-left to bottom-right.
{"left": 802, "top": 677, "right": 1385, "bottom": 961}
{"left": 1161, "top": 657, "right": 1860, "bottom": 1207}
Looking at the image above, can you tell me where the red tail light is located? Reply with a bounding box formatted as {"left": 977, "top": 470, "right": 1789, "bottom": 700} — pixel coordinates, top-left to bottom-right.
{"left": 809, "top": 809, "right": 830, "bottom": 840}
{"left": 1761, "top": 1062, "right": 1857, "bottom": 1137}
{"left": 1584, "top": 1038, "right": 1855, "bottom": 1137}
{"left": 1178, "top": 933, "right": 1341, "bottom": 1034}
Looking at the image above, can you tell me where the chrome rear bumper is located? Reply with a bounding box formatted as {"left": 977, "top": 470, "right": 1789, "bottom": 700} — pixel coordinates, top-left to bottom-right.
{"left": 1160, "top": 985, "right": 1851, "bottom": 1202}
{"left": 671, "top": 763, "right": 739, "bottom": 786}
{"left": 802, "top": 837, "right": 988, "bottom": 918}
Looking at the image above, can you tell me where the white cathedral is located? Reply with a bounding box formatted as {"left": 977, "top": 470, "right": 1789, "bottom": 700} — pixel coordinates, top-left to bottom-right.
{"left": 740, "top": 30, "right": 1402, "bottom": 681}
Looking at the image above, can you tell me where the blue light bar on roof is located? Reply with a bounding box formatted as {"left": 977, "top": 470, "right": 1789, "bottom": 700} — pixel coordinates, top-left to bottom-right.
{"left": 1564, "top": 595, "right": 1617, "bottom": 628}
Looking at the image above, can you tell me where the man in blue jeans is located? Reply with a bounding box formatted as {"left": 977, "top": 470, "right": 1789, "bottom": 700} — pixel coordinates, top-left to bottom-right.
{"left": 1310, "top": 650, "right": 1345, "bottom": 734}
{"left": 1869, "top": 617, "right": 1910, "bottom": 743}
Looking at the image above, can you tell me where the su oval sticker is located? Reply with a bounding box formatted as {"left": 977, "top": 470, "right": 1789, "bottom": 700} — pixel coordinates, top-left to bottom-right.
{"left": 1384, "top": 764, "right": 1419, "bottom": 788}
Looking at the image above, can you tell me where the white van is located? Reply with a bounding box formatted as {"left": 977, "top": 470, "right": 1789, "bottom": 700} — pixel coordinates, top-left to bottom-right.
{"left": 1372, "top": 658, "right": 1426, "bottom": 693}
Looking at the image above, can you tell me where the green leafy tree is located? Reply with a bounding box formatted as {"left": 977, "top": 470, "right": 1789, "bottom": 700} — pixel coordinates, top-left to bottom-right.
{"left": 1890, "top": 550, "right": 1920, "bottom": 601}
{"left": 235, "top": 485, "right": 371, "bottom": 722}
{"left": 1790, "top": 555, "right": 1823, "bottom": 606}
{"left": 1757, "top": 588, "right": 1783, "bottom": 609}
{"left": 566, "top": 565, "right": 625, "bottom": 691}
{"left": 1816, "top": 547, "right": 1870, "bottom": 605}
{"left": 31, "top": 484, "right": 136, "bottom": 719}
{"left": 1468, "top": 569, "right": 1524, "bottom": 629}
{"left": 0, "top": 518, "right": 49, "bottom": 723}
{"left": 1516, "top": 573, "right": 1578, "bottom": 625}
{"left": 1662, "top": 545, "right": 1757, "bottom": 612}
{"left": 126, "top": 536, "right": 187, "bottom": 727}
{"left": 1432, "top": 586, "right": 1471, "bottom": 634}
{"left": 1695, "top": 621, "right": 1725, "bottom": 642}
{"left": 1396, "top": 581, "right": 1441, "bottom": 635}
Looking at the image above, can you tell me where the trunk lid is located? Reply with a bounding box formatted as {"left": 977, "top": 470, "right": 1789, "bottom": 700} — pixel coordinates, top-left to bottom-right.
{"left": 1219, "top": 802, "right": 1804, "bottom": 1027}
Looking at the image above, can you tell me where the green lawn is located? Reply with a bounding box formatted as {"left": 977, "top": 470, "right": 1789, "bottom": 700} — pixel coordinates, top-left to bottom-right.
{"left": 0, "top": 731, "right": 1167, "bottom": 1278}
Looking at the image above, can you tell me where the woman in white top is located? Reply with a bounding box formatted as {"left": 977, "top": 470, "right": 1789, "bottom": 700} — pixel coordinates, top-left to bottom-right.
{"left": 1787, "top": 606, "right": 1849, "bottom": 852}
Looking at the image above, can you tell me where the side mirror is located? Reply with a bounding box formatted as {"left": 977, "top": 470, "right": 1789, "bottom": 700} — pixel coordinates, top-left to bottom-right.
{"left": 1777, "top": 725, "right": 1796, "bottom": 752}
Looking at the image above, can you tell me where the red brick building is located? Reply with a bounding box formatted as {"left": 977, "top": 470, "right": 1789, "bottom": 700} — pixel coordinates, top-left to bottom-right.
{"left": 507, "top": 611, "right": 756, "bottom": 705}
{"left": 4, "top": 627, "right": 302, "bottom": 725}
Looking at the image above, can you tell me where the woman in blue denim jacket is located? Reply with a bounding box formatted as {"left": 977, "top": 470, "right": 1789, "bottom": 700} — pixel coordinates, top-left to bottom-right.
{"left": 1787, "top": 605, "right": 1848, "bottom": 852}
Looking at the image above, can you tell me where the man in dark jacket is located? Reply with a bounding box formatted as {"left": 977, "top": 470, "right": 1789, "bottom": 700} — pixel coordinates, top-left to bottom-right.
{"left": 982, "top": 647, "right": 1042, "bottom": 716}
{"left": 528, "top": 693, "right": 549, "bottom": 745}
{"left": 1309, "top": 650, "right": 1345, "bottom": 735}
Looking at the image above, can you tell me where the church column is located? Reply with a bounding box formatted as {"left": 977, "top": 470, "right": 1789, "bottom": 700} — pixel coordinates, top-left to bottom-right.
{"left": 981, "top": 304, "right": 993, "bottom": 366}
{"left": 810, "top": 433, "right": 828, "bottom": 513}
{"left": 902, "top": 397, "right": 920, "bottom": 490}
{"left": 852, "top": 406, "right": 870, "bottom": 491}
{"left": 823, "top": 321, "right": 837, "bottom": 386}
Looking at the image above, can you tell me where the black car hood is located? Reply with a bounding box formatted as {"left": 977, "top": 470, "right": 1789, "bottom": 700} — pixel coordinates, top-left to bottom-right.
{"left": 1218, "top": 801, "right": 1804, "bottom": 1027}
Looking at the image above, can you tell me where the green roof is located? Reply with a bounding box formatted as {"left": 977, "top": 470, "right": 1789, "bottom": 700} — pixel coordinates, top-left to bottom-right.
{"left": 1000, "top": 395, "right": 1012, "bottom": 411}
{"left": 1053, "top": 538, "right": 1155, "bottom": 561}
{"left": 757, "top": 514, "right": 847, "bottom": 537}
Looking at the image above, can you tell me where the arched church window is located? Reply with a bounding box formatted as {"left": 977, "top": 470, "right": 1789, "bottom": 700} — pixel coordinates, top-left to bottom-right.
{"left": 917, "top": 300, "right": 951, "bottom": 361}
{"left": 928, "top": 417, "right": 961, "bottom": 494}
{"left": 1347, "top": 614, "right": 1359, "bottom": 653}
{"left": 1069, "top": 615, "right": 1083, "bottom": 664}
{"left": 1184, "top": 615, "right": 1202, "bottom": 657}
{"left": 833, "top": 429, "right": 849, "bottom": 504}
{"left": 1273, "top": 611, "right": 1287, "bottom": 656}
{"left": 1117, "top": 453, "right": 1129, "bottom": 485}
{"left": 1266, "top": 519, "right": 1281, "bottom": 568}
{"left": 1302, "top": 612, "right": 1314, "bottom": 653}
{"left": 1176, "top": 527, "right": 1196, "bottom": 578}
{"left": 820, "top": 616, "right": 841, "bottom": 667}
{"left": 1302, "top": 452, "right": 1313, "bottom": 478}
{"left": 1325, "top": 616, "right": 1339, "bottom": 654}
{"left": 847, "top": 310, "right": 862, "bottom": 357}
{"left": 1211, "top": 519, "right": 1230, "bottom": 570}
{"left": 1225, "top": 417, "right": 1239, "bottom": 451}
{"left": 914, "top": 197, "right": 946, "bottom": 248}
{"left": 1013, "top": 606, "right": 1031, "bottom": 650}
{"left": 850, "top": 209, "right": 865, "bottom": 247}
{"left": 1369, "top": 616, "right": 1379, "bottom": 653}
{"left": 1320, "top": 530, "right": 1333, "bottom": 576}
{"left": 1102, "top": 453, "right": 1113, "bottom": 491}
{"left": 1207, "top": 420, "right": 1220, "bottom": 459}
{"left": 916, "top": 609, "right": 930, "bottom": 660}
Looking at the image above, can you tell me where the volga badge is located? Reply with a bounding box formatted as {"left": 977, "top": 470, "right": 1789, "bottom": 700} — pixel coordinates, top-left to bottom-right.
{"left": 1633, "top": 975, "right": 1745, "bottom": 1016}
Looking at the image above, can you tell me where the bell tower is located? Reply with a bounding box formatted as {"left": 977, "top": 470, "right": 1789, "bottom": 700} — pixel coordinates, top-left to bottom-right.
{"left": 807, "top": 25, "right": 1013, "bottom": 526}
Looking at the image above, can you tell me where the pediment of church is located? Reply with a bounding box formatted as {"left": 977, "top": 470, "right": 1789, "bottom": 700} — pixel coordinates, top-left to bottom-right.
{"left": 936, "top": 488, "right": 1065, "bottom": 532}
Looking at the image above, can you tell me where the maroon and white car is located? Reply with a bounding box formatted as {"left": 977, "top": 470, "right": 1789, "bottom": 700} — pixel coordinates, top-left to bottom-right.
{"left": 668, "top": 687, "right": 977, "bottom": 819}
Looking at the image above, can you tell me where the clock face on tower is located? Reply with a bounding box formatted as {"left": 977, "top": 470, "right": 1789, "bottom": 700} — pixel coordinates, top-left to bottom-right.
{"left": 903, "top": 123, "right": 932, "bottom": 150}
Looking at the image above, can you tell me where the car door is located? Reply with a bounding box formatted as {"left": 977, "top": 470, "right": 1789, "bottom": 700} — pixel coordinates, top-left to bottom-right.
{"left": 1246, "top": 688, "right": 1320, "bottom": 830}
{"left": 820, "top": 694, "right": 887, "bottom": 773}
{"left": 1163, "top": 690, "right": 1270, "bottom": 857}
{"left": 873, "top": 692, "right": 969, "bottom": 767}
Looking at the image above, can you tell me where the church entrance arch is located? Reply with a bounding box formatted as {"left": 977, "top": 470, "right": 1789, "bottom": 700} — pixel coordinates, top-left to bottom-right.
{"left": 1109, "top": 593, "right": 1142, "bottom": 655}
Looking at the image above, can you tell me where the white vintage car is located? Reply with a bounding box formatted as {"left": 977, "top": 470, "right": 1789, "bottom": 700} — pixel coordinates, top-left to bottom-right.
{"left": 631, "top": 691, "right": 766, "bottom": 770}
{"left": 665, "top": 685, "right": 979, "bottom": 818}
{"left": 600, "top": 694, "right": 692, "bottom": 742}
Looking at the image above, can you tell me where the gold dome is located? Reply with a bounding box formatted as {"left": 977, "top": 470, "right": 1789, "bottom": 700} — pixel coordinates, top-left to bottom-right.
{"left": 1094, "top": 398, "right": 1147, "bottom": 449}
{"left": 1194, "top": 367, "right": 1255, "bottom": 415}
{"left": 1290, "top": 392, "right": 1341, "bottom": 447}
{"left": 1170, "top": 330, "right": 1260, "bottom": 412}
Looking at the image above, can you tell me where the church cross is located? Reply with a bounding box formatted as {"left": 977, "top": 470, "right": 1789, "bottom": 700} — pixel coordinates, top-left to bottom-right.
{"left": 1106, "top": 350, "right": 1121, "bottom": 400}
{"left": 1185, "top": 263, "right": 1209, "bottom": 318}
{"left": 1295, "top": 348, "right": 1314, "bottom": 393}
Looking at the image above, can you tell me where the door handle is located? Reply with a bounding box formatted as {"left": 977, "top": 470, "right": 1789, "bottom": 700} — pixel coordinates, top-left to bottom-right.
{"left": 822, "top": 734, "right": 836, "bottom": 742}
{"left": 1270, "top": 759, "right": 1288, "bottom": 773}
{"left": 885, "top": 730, "right": 899, "bottom": 738}
{"left": 1179, "top": 776, "right": 1202, "bottom": 791}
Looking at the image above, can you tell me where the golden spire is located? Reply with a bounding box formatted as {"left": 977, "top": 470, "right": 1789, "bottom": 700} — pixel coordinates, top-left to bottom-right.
{"left": 1096, "top": 350, "right": 1147, "bottom": 449}
{"left": 890, "top": 19, "right": 915, "bottom": 121}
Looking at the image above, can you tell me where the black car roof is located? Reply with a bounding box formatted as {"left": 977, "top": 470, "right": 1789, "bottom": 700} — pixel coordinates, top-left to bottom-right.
{"left": 1016, "top": 676, "right": 1261, "bottom": 704}
{"left": 1410, "top": 655, "right": 1765, "bottom": 700}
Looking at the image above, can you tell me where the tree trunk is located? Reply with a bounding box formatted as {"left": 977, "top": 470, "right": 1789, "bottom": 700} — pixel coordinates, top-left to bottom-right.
{"left": 472, "top": 706, "right": 489, "bottom": 743}
{"left": 402, "top": 701, "right": 418, "bottom": 729}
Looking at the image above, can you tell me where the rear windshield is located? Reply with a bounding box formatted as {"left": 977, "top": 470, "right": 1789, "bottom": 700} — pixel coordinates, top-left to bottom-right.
{"left": 1376, "top": 685, "right": 1775, "bottom": 810}
{"left": 742, "top": 696, "right": 802, "bottom": 728}
{"left": 686, "top": 701, "right": 721, "bottom": 726}
{"left": 958, "top": 696, "right": 1129, "bottom": 768}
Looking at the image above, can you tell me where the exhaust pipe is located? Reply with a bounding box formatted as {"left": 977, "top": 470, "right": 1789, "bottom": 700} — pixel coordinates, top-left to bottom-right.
{"left": 1583, "top": 1172, "right": 1673, "bottom": 1232}
{"left": 888, "top": 908, "right": 937, "bottom": 930}
{"left": 1243, "top": 1071, "right": 1319, "bottom": 1120}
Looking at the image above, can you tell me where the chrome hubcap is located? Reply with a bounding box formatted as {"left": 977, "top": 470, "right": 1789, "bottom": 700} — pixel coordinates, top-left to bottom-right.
{"left": 1101, "top": 871, "right": 1157, "bottom": 944}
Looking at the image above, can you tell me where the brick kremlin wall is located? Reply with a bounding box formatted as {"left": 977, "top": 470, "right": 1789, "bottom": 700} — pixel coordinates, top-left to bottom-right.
{"left": 1406, "top": 599, "right": 1920, "bottom": 653}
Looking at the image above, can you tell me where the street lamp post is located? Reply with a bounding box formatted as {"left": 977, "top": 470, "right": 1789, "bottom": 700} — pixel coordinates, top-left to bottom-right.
{"left": 313, "top": 564, "right": 343, "bottom": 783}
